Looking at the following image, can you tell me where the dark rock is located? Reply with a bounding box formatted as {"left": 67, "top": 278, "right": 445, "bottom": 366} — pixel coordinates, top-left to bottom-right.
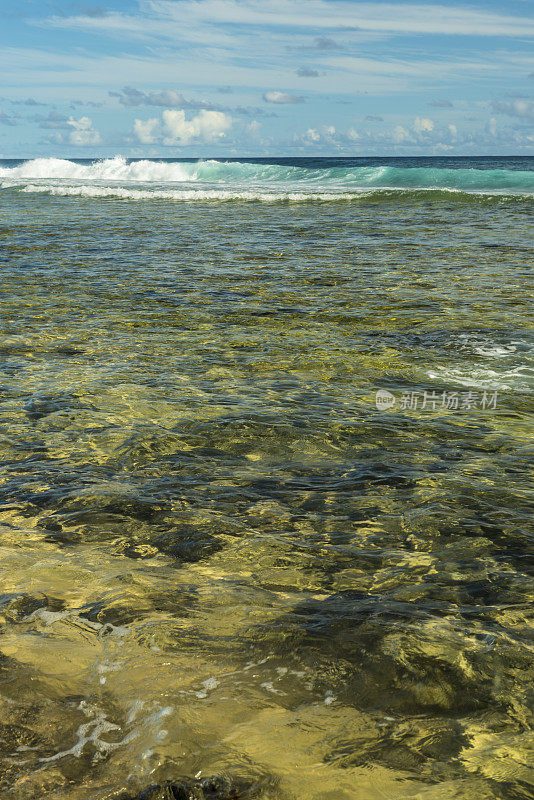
{"left": 54, "top": 346, "right": 85, "bottom": 356}
{"left": 153, "top": 529, "right": 223, "bottom": 563}
{"left": 78, "top": 600, "right": 145, "bottom": 627}
{"left": 38, "top": 517, "right": 63, "bottom": 531}
{"left": 130, "top": 772, "right": 269, "bottom": 800}
{"left": 171, "top": 781, "right": 204, "bottom": 800}
{"left": 43, "top": 529, "right": 81, "bottom": 546}
{"left": 24, "top": 392, "right": 83, "bottom": 420}
{"left": 200, "top": 776, "right": 233, "bottom": 798}
{"left": 1, "top": 592, "right": 65, "bottom": 621}
{"left": 0, "top": 723, "right": 42, "bottom": 753}
{"left": 135, "top": 780, "right": 202, "bottom": 800}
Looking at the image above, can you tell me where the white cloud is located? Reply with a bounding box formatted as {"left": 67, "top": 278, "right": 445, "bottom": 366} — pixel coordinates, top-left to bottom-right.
{"left": 132, "top": 109, "right": 233, "bottom": 145}
{"left": 413, "top": 116, "right": 434, "bottom": 133}
{"left": 66, "top": 115, "right": 101, "bottom": 145}
{"left": 263, "top": 91, "right": 304, "bottom": 104}
{"left": 392, "top": 124, "right": 412, "bottom": 143}
{"left": 134, "top": 117, "right": 160, "bottom": 143}
{"left": 162, "top": 109, "right": 232, "bottom": 144}
{"left": 303, "top": 127, "right": 321, "bottom": 142}
{"left": 67, "top": 115, "right": 93, "bottom": 130}
{"left": 246, "top": 119, "right": 262, "bottom": 136}
{"left": 295, "top": 123, "right": 360, "bottom": 146}
{"left": 292, "top": 113, "right": 534, "bottom": 154}
{"left": 391, "top": 117, "right": 434, "bottom": 142}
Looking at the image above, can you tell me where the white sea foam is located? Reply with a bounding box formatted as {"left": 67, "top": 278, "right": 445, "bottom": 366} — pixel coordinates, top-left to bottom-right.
{"left": 456, "top": 333, "right": 522, "bottom": 359}
{"left": 426, "top": 365, "right": 534, "bottom": 390}
{"left": 0, "top": 156, "right": 196, "bottom": 183}
{"left": 41, "top": 701, "right": 136, "bottom": 764}
{"left": 449, "top": 335, "right": 534, "bottom": 386}
{"left": 0, "top": 180, "right": 523, "bottom": 203}
{"left": 10, "top": 182, "right": 364, "bottom": 202}
{"left": 473, "top": 345, "right": 518, "bottom": 358}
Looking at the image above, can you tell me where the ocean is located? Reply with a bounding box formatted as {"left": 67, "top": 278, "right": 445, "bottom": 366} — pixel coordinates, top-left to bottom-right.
{"left": 0, "top": 156, "right": 532, "bottom": 800}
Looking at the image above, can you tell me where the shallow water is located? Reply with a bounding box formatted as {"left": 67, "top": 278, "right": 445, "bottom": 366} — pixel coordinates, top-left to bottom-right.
{"left": 0, "top": 158, "right": 533, "bottom": 799}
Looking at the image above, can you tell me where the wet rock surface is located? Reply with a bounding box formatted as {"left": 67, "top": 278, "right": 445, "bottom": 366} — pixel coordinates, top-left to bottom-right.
{"left": 127, "top": 774, "right": 266, "bottom": 800}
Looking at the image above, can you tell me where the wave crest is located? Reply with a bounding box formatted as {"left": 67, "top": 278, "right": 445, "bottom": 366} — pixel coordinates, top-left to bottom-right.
{"left": 1, "top": 156, "right": 533, "bottom": 200}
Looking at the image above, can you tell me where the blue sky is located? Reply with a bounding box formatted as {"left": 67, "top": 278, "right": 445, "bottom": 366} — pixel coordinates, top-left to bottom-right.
{"left": 1, "top": 0, "right": 533, "bottom": 156}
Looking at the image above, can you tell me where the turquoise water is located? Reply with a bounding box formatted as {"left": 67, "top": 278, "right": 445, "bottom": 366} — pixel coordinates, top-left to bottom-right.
{"left": 0, "top": 156, "right": 533, "bottom": 800}
{"left": 2, "top": 155, "right": 534, "bottom": 199}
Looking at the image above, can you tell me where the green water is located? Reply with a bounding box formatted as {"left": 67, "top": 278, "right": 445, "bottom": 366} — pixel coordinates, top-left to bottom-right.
{"left": 0, "top": 185, "right": 533, "bottom": 799}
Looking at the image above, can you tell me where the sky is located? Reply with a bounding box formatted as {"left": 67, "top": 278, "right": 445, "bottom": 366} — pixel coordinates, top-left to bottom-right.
{"left": 0, "top": 0, "right": 533, "bottom": 157}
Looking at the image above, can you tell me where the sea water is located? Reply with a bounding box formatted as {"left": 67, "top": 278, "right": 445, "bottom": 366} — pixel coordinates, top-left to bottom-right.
{"left": 0, "top": 156, "right": 532, "bottom": 799}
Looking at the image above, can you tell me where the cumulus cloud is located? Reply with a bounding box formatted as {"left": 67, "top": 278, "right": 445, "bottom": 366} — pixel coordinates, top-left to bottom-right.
{"left": 294, "top": 120, "right": 459, "bottom": 150}
{"left": 296, "top": 67, "right": 320, "bottom": 77}
{"left": 365, "top": 114, "right": 383, "bottom": 121}
{"left": 246, "top": 119, "right": 262, "bottom": 137}
{"left": 133, "top": 117, "right": 160, "bottom": 144}
{"left": 296, "top": 124, "right": 359, "bottom": 145}
{"left": 263, "top": 90, "right": 304, "bottom": 104}
{"left": 392, "top": 124, "right": 411, "bottom": 143}
{"left": 133, "top": 109, "right": 233, "bottom": 145}
{"left": 492, "top": 98, "right": 534, "bottom": 121}
{"left": 391, "top": 117, "right": 434, "bottom": 142}
{"left": 302, "top": 128, "right": 321, "bottom": 142}
{"left": 413, "top": 116, "right": 434, "bottom": 133}
{"left": 487, "top": 117, "right": 498, "bottom": 137}
{"left": 162, "top": 109, "right": 232, "bottom": 144}
{"left": 67, "top": 115, "right": 101, "bottom": 145}
{"left": 428, "top": 99, "right": 453, "bottom": 108}
{"left": 296, "top": 112, "right": 534, "bottom": 153}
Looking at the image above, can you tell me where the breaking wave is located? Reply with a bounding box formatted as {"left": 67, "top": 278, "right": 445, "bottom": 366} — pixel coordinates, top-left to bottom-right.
{"left": 1, "top": 156, "right": 533, "bottom": 201}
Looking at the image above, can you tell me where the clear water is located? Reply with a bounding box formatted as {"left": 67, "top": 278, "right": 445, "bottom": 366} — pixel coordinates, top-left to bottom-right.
{"left": 0, "top": 157, "right": 533, "bottom": 800}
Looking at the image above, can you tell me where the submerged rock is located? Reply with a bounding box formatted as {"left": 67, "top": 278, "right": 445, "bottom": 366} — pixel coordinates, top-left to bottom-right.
{"left": 135, "top": 780, "right": 202, "bottom": 800}
{"left": 129, "top": 774, "right": 263, "bottom": 800}
{"left": 0, "top": 591, "right": 65, "bottom": 622}
{"left": 153, "top": 528, "right": 224, "bottom": 563}
{"left": 24, "top": 392, "right": 85, "bottom": 420}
